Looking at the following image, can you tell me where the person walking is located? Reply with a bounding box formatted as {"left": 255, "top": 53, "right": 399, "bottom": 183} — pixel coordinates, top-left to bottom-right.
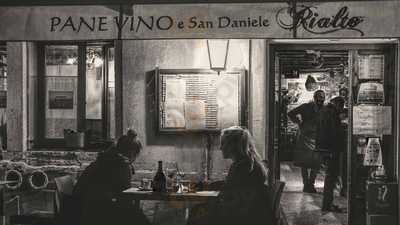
{"left": 288, "top": 90, "right": 325, "bottom": 193}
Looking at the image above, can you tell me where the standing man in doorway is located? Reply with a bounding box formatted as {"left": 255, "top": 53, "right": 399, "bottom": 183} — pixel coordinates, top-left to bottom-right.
{"left": 288, "top": 90, "right": 325, "bottom": 193}
{"left": 317, "top": 96, "right": 346, "bottom": 212}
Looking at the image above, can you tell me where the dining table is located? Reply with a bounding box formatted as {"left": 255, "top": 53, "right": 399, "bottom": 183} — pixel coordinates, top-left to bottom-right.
{"left": 120, "top": 187, "right": 220, "bottom": 221}
{"left": 121, "top": 187, "right": 219, "bottom": 206}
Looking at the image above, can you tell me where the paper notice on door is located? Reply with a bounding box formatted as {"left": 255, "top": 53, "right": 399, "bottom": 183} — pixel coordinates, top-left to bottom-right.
{"left": 363, "top": 138, "right": 383, "bottom": 166}
{"left": 358, "top": 55, "right": 384, "bottom": 80}
{"left": 357, "top": 82, "right": 384, "bottom": 104}
{"left": 184, "top": 100, "right": 206, "bottom": 129}
{"left": 353, "top": 106, "right": 392, "bottom": 135}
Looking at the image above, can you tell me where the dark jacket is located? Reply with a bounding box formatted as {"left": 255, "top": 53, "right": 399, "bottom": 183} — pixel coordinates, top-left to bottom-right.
{"left": 288, "top": 102, "right": 322, "bottom": 139}
{"left": 71, "top": 148, "right": 134, "bottom": 225}
{"left": 216, "top": 159, "right": 273, "bottom": 225}
{"left": 188, "top": 159, "right": 273, "bottom": 225}
{"left": 316, "top": 103, "right": 345, "bottom": 153}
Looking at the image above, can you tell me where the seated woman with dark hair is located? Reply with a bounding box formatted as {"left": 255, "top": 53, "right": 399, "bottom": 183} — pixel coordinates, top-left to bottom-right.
{"left": 189, "top": 126, "right": 273, "bottom": 225}
{"left": 68, "top": 129, "right": 150, "bottom": 225}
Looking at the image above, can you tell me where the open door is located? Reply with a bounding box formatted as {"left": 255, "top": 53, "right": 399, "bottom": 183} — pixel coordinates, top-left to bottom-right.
{"left": 269, "top": 40, "right": 398, "bottom": 225}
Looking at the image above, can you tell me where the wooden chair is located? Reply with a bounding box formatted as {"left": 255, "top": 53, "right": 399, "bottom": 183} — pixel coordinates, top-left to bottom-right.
{"left": 53, "top": 175, "right": 75, "bottom": 214}
{"left": 9, "top": 175, "right": 75, "bottom": 225}
{"left": 268, "top": 181, "right": 285, "bottom": 225}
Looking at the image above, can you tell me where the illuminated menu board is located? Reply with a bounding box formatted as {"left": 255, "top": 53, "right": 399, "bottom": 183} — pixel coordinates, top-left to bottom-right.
{"left": 157, "top": 69, "right": 246, "bottom": 132}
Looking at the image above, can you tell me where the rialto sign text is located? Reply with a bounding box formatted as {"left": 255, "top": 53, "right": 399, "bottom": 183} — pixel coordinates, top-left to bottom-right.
{"left": 276, "top": 6, "right": 365, "bottom": 36}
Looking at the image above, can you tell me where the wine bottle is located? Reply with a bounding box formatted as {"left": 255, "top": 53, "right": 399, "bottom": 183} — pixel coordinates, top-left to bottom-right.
{"left": 152, "top": 161, "right": 167, "bottom": 192}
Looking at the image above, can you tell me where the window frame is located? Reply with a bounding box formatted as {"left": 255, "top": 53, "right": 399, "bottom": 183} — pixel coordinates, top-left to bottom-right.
{"left": 34, "top": 42, "right": 114, "bottom": 149}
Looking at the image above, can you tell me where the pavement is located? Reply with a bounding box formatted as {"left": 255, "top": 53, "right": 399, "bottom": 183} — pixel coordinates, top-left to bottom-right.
{"left": 280, "top": 162, "right": 348, "bottom": 225}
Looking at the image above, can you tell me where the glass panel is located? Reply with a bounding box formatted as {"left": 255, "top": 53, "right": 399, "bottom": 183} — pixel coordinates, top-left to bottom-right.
{"left": 352, "top": 48, "right": 397, "bottom": 187}
{"left": 45, "top": 45, "right": 78, "bottom": 138}
{"left": 108, "top": 47, "right": 115, "bottom": 140}
{"left": 86, "top": 46, "right": 104, "bottom": 141}
{"left": 0, "top": 44, "right": 6, "bottom": 149}
{"left": 349, "top": 47, "right": 397, "bottom": 225}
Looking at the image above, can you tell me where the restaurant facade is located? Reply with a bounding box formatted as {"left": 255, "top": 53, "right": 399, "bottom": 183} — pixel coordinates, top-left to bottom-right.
{"left": 0, "top": 0, "right": 399, "bottom": 225}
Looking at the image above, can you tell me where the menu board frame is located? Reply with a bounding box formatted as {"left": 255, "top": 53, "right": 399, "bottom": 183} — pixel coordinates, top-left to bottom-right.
{"left": 156, "top": 68, "right": 248, "bottom": 133}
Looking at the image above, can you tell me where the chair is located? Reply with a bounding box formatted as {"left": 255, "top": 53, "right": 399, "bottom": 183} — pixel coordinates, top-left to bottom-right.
{"left": 268, "top": 181, "right": 285, "bottom": 225}
{"left": 9, "top": 175, "right": 76, "bottom": 225}
{"left": 53, "top": 175, "right": 75, "bottom": 214}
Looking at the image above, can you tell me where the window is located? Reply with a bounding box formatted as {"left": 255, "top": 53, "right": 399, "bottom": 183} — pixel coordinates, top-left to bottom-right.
{"left": 34, "top": 43, "right": 114, "bottom": 150}
{"left": 44, "top": 45, "right": 78, "bottom": 139}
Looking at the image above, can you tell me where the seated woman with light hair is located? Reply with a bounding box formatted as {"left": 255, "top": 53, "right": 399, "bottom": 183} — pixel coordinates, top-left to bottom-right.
{"left": 189, "top": 126, "right": 273, "bottom": 225}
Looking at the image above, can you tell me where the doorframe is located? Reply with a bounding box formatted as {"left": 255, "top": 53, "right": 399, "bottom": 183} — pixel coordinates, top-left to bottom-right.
{"left": 267, "top": 40, "right": 399, "bottom": 225}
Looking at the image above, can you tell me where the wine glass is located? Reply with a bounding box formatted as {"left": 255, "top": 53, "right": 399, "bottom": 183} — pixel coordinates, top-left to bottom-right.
{"left": 165, "top": 166, "right": 176, "bottom": 192}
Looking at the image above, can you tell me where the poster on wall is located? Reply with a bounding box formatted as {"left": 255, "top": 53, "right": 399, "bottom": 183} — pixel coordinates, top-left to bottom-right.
{"left": 353, "top": 105, "right": 391, "bottom": 135}
{"left": 357, "top": 82, "right": 384, "bottom": 104}
{"left": 0, "top": 91, "right": 6, "bottom": 108}
{"left": 358, "top": 55, "right": 384, "bottom": 80}
{"left": 363, "top": 138, "right": 383, "bottom": 166}
{"left": 48, "top": 91, "right": 74, "bottom": 109}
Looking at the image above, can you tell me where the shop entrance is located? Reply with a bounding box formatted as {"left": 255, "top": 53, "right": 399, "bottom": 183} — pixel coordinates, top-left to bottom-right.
{"left": 269, "top": 40, "right": 398, "bottom": 225}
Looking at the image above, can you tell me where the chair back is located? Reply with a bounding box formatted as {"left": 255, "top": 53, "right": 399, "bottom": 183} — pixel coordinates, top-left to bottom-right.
{"left": 54, "top": 175, "right": 76, "bottom": 214}
{"left": 267, "top": 181, "right": 285, "bottom": 225}
{"left": 0, "top": 187, "right": 4, "bottom": 217}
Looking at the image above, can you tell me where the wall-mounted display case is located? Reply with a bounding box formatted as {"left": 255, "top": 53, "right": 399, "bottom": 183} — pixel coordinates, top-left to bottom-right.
{"left": 156, "top": 68, "right": 248, "bottom": 133}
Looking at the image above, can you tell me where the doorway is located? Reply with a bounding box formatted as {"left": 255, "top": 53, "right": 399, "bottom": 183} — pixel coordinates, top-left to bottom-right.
{"left": 269, "top": 40, "right": 398, "bottom": 225}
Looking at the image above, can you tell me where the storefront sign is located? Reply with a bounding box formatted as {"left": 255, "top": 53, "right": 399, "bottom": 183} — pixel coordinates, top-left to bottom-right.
{"left": 296, "top": 1, "right": 400, "bottom": 38}
{"left": 0, "top": 4, "right": 292, "bottom": 40}
{"left": 0, "top": 1, "right": 399, "bottom": 40}
{"left": 0, "top": 6, "right": 119, "bottom": 40}
{"left": 121, "top": 4, "right": 292, "bottom": 39}
{"left": 276, "top": 5, "right": 365, "bottom": 36}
